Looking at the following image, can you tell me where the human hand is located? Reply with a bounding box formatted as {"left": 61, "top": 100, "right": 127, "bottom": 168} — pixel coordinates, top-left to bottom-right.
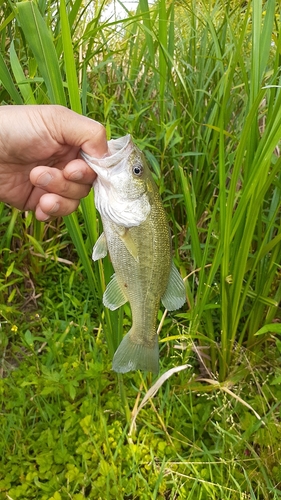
{"left": 0, "top": 105, "right": 108, "bottom": 220}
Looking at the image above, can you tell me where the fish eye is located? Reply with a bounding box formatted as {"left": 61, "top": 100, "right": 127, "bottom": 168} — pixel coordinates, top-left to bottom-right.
{"left": 132, "top": 163, "right": 143, "bottom": 176}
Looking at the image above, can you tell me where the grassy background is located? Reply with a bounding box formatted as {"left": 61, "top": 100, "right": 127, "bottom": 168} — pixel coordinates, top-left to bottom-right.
{"left": 0, "top": 0, "right": 281, "bottom": 498}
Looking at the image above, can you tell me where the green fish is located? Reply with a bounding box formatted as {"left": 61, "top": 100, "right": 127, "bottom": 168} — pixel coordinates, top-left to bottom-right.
{"left": 81, "top": 135, "right": 186, "bottom": 373}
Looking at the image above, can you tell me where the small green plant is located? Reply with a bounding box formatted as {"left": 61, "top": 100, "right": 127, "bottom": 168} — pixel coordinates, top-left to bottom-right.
{"left": 1, "top": 276, "right": 281, "bottom": 499}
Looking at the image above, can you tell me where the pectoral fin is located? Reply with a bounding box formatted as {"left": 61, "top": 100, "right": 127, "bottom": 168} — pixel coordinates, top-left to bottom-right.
{"left": 118, "top": 228, "right": 139, "bottom": 262}
{"left": 103, "top": 274, "right": 128, "bottom": 311}
{"left": 161, "top": 262, "right": 186, "bottom": 311}
{"left": 92, "top": 232, "right": 108, "bottom": 261}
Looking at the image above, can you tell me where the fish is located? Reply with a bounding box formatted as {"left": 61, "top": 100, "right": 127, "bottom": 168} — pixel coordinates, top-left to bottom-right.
{"left": 81, "top": 134, "right": 186, "bottom": 373}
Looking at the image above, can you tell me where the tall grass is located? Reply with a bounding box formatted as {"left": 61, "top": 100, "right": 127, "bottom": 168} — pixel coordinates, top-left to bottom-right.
{"left": 0, "top": 0, "right": 280, "bottom": 383}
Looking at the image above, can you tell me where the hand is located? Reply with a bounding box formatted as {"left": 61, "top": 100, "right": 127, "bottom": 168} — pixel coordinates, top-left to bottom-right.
{"left": 0, "top": 105, "right": 108, "bottom": 221}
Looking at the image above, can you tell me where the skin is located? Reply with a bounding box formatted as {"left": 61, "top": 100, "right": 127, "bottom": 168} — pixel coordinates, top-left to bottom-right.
{"left": 0, "top": 105, "right": 108, "bottom": 220}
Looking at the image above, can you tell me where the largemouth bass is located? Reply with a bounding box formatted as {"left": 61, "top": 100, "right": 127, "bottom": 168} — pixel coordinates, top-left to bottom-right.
{"left": 81, "top": 135, "right": 186, "bottom": 373}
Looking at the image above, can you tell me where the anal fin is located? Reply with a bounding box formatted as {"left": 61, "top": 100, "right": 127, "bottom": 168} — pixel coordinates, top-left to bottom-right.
{"left": 103, "top": 274, "right": 128, "bottom": 311}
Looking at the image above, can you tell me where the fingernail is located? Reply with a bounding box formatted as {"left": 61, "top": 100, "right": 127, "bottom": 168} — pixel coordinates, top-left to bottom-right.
{"left": 49, "top": 202, "right": 60, "bottom": 214}
{"left": 69, "top": 170, "right": 83, "bottom": 181}
{"left": 36, "top": 172, "right": 52, "bottom": 186}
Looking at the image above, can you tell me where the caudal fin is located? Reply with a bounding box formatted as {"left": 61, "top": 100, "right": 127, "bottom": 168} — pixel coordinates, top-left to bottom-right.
{"left": 112, "top": 330, "right": 159, "bottom": 373}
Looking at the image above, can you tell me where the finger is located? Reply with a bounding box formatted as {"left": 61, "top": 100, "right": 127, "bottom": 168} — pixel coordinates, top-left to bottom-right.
{"left": 35, "top": 193, "right": 80, "bottom": 220}
{"left": 34, "top": 205, "right": 55, "bottom": 222}
{"left": 63, "top": 158, "right": 97, "bottom": 184}
{"left": 30, "top": 164, "right": 92, "bottom": 200}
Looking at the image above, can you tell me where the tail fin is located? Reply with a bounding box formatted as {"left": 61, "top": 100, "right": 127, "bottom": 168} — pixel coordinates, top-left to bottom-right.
{"left": 112, "top": 330, "right": 159, "bottom": 373}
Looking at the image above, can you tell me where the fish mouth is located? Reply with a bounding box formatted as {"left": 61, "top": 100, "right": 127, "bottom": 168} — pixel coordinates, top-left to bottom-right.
{"left": 106, "top": 134, "right": 132, "bottom": 158}
{"left": 80, "top": 134, "right": 134, "bottom": 175}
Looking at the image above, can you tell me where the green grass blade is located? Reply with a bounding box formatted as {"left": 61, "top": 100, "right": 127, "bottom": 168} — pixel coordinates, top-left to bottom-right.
{"left": 9, "top": 41, "right": 36, "bottom": 104}
{"left": 139, "top": 0, "right": 155, "bottom": 63}
{"left": 59, "top": 0, "right": 81, "bottom": 113}
{"left": 63, "top": 212, "right": 100, "bottom": 302}
{"left": 15, "top": 1, "right": 66, "bottom": 105}
{"left": 178, "top": 167, "right": 202, "bottom": 268}
{"left": 0, "top": 10, "right": 14, "bottom": 32}
{"left": 158, "top": 0, "right": 167, "bottom": 120}
{"left": 0, "top": 51, "right": 23, "bottom": 104}
{"left": 259, "top": 0, "right": 275, "bottom": 80}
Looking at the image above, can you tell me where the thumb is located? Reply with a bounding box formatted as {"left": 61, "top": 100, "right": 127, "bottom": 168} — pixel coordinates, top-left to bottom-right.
{"left": 48, "top": 105, "right": 108, "bottom": 158}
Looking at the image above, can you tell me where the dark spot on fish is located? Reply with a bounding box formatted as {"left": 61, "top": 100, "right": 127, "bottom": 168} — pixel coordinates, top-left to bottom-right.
{"left": 124, "top": 283, "right": 128, "bottom": 288}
